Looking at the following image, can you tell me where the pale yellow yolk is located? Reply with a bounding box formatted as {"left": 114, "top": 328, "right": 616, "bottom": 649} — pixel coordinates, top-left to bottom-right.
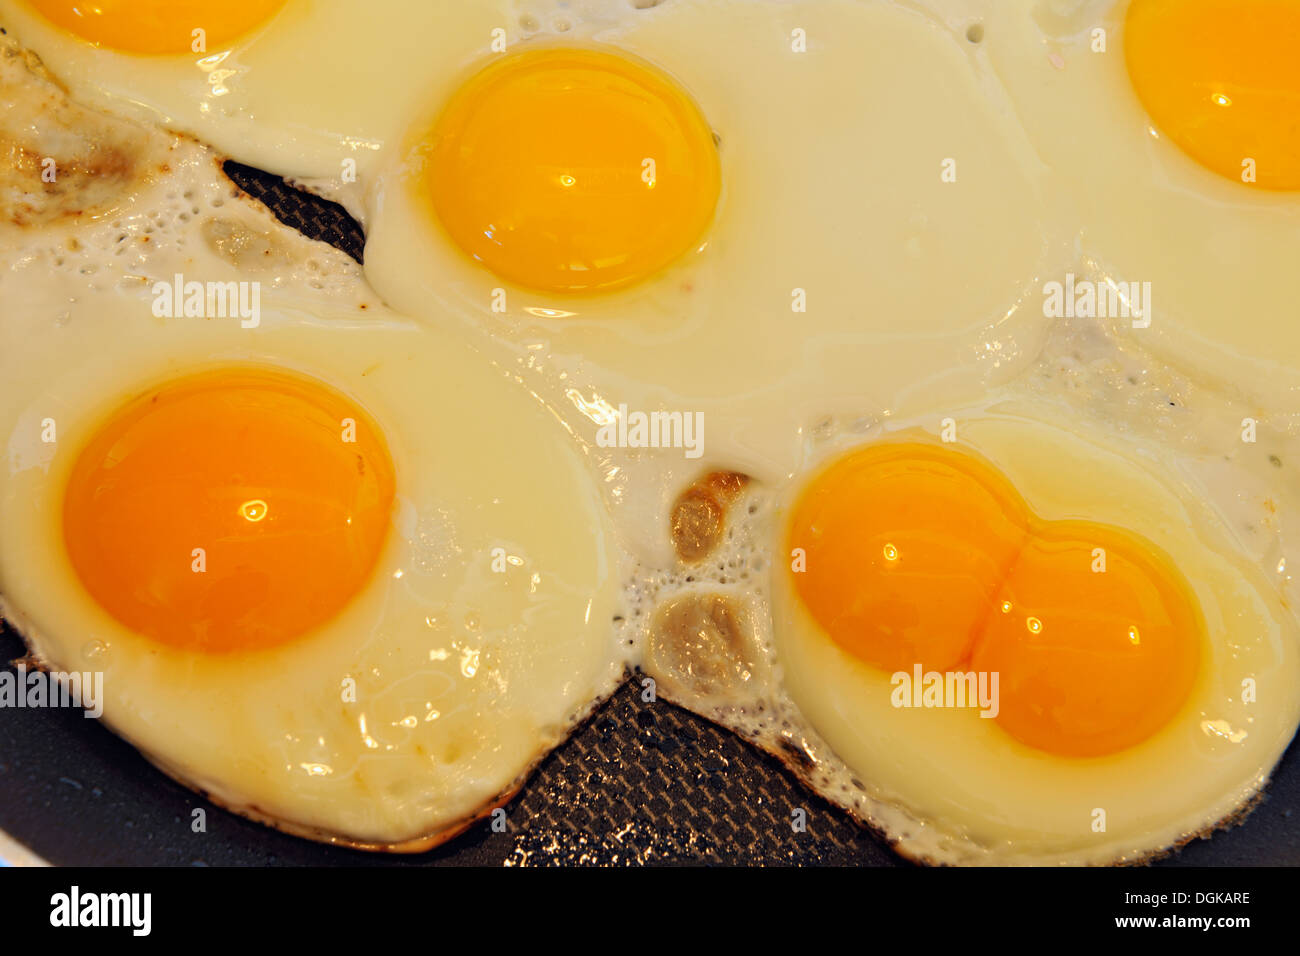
{"left": 788, "top": 442, "right": 1201, "bottom": 758}
{"left": 1125, "top": 0, "right": 1300, "bottom": 190}
{"left": 423, "top": 48, "right": 721, "bottom": 294}
{"left": 63, "top": 369, "right": 395, "bottom": 653}
{"left": 22, "top": 0, "right": 287, "bottom": 55}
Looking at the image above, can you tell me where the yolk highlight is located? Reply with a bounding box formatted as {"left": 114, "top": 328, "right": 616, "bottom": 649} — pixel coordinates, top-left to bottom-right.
{"left": 787, "top": 442, "right": 1201, "bottom": 758}
{"left": 1125, "top": 0, "right": 1300, "bottom": 190}
{"left": 23, "top": 0, "right": 286, "bottom": 55}
{"left": 424, "top": 48, "right": 721, "bottom": 294}
{"left": 63, "top": 369, "right": 395, "bottom": 653}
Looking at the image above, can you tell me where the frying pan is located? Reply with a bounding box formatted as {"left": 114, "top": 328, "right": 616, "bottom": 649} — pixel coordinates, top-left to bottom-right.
{"left": 2, "top": 164, "right": 1297, "bottom": 866}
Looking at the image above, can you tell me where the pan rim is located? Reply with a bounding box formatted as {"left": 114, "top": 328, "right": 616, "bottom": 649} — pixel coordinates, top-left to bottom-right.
{"left": 0, "top": 826, "right": 48, "bottom": 866}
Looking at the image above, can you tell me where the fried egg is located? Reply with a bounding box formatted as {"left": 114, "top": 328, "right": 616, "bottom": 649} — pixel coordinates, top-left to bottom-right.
{"left": 774, "top": 416, "right": 1294, "bottom": 863}
{"left": 0, "top": 45, "right": 626, "bottom": 849}
{"left": 771, "top": 412, "right": 1299, "bottom": 864}
{"left": 636, "top": 377, "right": 1300, "bottom": 863}
{"left": 980, "top": 0, "right": 1300, "bottom": 412}
{"left": 364, "top": 0, "right": 1066, "bottom": 536}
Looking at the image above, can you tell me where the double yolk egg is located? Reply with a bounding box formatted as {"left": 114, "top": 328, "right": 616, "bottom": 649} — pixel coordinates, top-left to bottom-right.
{"left": 788, "top": 442, "right": 1201, "bottom": 759}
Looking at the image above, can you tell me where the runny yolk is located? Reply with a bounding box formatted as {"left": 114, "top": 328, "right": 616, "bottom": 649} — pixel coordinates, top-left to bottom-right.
{"left": 22, "top": 0, "right": 286, "bottom": 55}
{"left": 1124, "top": 0, "right": 1300, "bottom": 190}
{"left": 973, "top": 524, "right": 1202, "bottom": 758}
{"left": 423, "top": 47, "right": 721, "bottom": 294}
{"left": 62, "top": 369, "right": 395, "bottom": 653}
{"left": 787, "top": 442, "right": 1202, "bottom": 758}
{"left": 786, "top": 444, "right": 1028, "bottom": 674}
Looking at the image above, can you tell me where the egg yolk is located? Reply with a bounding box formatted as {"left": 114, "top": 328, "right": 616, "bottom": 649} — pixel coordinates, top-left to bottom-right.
{"left": 1125, "top": 0, "right": 1300, "bottom": 190}
{"left": 63, "top": 369, "right": 395, "bottom": 653}
{"left": 973, "top": 525, "right": 1202, "bottom": 758}
{"left": 787, "top": 442, "right": 1201, "bottom": 758}
{"left": 22, "top": 0, "right": 286, "bottom": 55}
{"left": 786, "top": 444, "right": 1028, "bottom": 673}
{"left": 423, "top": 48, "right": 720, "bottom": 294}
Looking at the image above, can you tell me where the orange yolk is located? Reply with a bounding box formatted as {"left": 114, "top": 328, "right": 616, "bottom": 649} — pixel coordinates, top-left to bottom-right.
{"left": 973, "top": 524, "right": 1201, "bottom": 758}
{"left": 423, "top": 48, "right": 720, "bottom": 294}
{"left": 22, "top": 0, "right": 286, "bottom": 55}
{"left": 787, "top": 442, "right": 1201, "bottom": 758}
{"left": 63, "top": 369, "right": 395, "bottom": 653}
{"left": 1125, "top": 0, "right": 1300, "bottom": 190}
{"left": 787, "top": 443, "right": 1027, "bottom": 673}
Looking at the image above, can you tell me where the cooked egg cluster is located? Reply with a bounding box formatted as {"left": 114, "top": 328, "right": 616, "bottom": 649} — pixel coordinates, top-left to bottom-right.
{"left": 1, "top": 0, "right": 1298, "bottom": 864}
